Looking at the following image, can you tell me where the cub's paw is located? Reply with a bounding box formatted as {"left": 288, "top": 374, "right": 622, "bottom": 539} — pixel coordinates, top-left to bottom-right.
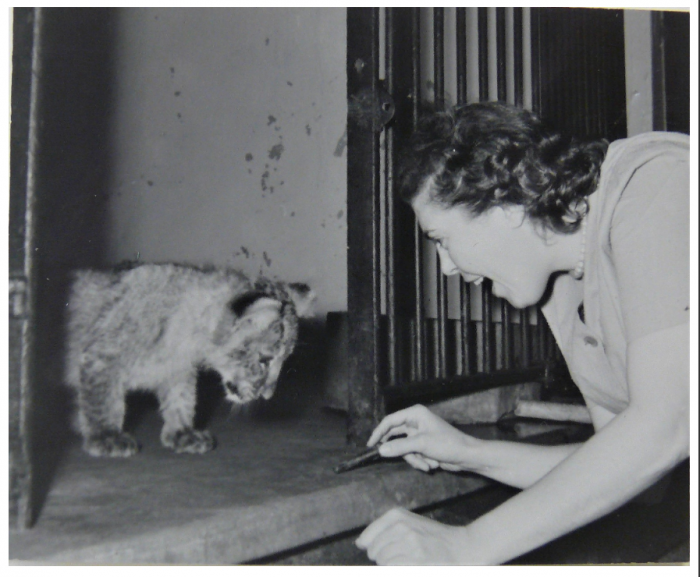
{"left": 84, "top": 431, "right": 140, "bottom": 458}
{"left": 162, "top": 428, "right": 216, "bottom": 454}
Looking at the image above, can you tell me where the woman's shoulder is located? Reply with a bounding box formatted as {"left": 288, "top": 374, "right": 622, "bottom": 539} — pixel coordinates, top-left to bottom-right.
{"left": 597, "top": 132, "right": 688, "bottom": 205}
{"left": 606, "top": 131, "right": 689, "bottom": 169}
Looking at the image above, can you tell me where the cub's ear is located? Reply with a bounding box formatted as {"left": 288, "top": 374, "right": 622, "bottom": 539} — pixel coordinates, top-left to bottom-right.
{"left": 230, "top": 291, "right": 270, "bottom": 317}
{"left": 286, "top": 283, "right": 316, "bottom": 318}
{"left": 229, "top": 292, "right": 282, "bottom": 328}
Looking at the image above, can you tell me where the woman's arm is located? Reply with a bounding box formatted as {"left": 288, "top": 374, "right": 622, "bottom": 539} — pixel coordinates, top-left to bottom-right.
{"left": 358, "top": 323, "right": 689, "bottom": 564}
{"left": 369, "top": 404, "right": 583, "bottom": 489}
{"left": 462, "top": 439, "right": 583, "bottom": 489}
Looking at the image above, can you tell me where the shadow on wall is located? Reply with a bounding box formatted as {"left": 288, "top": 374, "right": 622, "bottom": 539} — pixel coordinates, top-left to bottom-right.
{"left": 28, "top": 8, "right": 119, "bottom": 525}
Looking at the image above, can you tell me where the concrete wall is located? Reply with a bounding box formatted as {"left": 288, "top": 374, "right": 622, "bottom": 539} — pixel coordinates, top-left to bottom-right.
{"left": 106, "top": 8, "right": 347, "bottom": 315}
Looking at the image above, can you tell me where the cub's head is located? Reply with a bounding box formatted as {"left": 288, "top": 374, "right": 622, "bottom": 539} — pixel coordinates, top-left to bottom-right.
{"left": 208, "top": 280, "right": 314, "bottom": 404}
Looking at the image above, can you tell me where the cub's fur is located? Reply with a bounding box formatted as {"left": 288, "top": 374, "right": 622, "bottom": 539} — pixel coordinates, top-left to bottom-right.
{"left": 64, "top": 263, "right": 314, "bottom": 457}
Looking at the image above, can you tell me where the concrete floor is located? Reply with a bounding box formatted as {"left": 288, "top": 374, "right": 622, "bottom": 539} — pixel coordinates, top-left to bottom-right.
{"left": 9, "top": 364, "right": 505, "bottom": 564}
{"left": 9, "top": 328, "right": 690, "bottom": 565}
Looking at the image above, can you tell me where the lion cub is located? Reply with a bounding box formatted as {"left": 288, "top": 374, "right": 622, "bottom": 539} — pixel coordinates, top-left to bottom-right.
{"left": 64, "top": 263, "right": 314, "bottom": 457}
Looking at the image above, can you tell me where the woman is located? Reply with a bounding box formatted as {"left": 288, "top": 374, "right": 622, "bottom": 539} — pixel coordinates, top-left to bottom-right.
{"left": 354, "top": 102, "right": 690, "bottom": 564}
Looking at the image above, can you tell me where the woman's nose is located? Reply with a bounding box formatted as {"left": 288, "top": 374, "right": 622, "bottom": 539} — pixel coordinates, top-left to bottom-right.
{"left": 436, "top": 244, "right": 459, "bottom": 276}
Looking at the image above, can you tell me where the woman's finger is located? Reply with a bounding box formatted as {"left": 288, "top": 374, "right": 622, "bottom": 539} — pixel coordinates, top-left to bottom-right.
{"left": 356, "top": 507, "right": 406, "bottom": 550}
{"left": 367, "top": 535, "right": 412, "bottom": 565}
{"left": 423, "top": 456, "right": 439, "bottom": 468}
{"left": 404, "top": 453, "right": 430, "bottom": 471}
{"left": 378, "top": 424, "right": 411, "bottom": 445}
{"left": 378, "top": 434, "right": 427, "bottom": 458}
{"left": 366, "top": 405, "right": 427, "bottom": 446}
{"left": 367, "top": 414, "right": 408, "bottom": 447}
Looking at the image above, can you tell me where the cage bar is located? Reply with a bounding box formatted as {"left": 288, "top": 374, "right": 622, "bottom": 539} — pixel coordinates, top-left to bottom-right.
{"left": 346, "top": 7, "right": 384, "bottom": 444}
{"left": 433, "top": 8, "right": 448, "bottom": 380}
{"left": 345, "top": 7, "right": 594, "bottom": 432}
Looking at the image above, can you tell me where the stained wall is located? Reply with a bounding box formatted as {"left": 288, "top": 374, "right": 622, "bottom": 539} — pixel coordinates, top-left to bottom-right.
{"left": 106, "top": 8, "right": 347, "bottom": 314}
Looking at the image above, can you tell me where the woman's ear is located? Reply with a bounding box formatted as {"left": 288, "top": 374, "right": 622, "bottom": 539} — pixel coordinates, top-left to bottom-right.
{"left": 286, "top": 283, "right": 316, "bottom": 318}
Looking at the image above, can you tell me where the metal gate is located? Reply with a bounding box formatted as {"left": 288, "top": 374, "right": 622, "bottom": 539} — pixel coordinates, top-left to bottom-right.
{"left": 346, "top": 7, "right": 627, "bottom": 444}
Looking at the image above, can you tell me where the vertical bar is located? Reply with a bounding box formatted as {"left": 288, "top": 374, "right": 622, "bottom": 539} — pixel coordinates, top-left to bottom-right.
{"left": 537, "top": 308, "right": 547, "bottom": 362}
{"left": 456, "top": 8, "right": 467, "bottom": 104}
{"left": 9, "top": 6, "right": 40, "bottom": 530}
{"left": 495, "top": 8, "right": 509, "bottom": 370}
{"left": 478, "top": 8, "right": 489, "bottom": 101}
{"left": 505, "top": 8, "right": 515, "bottom": 105}
{"left": 385, "top": 8, "right": 397, "bottom": 387}
{"left": 477, "top": 8, "right": 491, "bottom": 372}
{"left": 455, "top": 8, "right": 472, "bottom": 375}
{"left": 581, "top": 9, "right": 592, "bottom": 135}
{"left": 501, "top": 301, "right": 512, "bottom": 369}
{"left": 513, "top": 8, "right": 524, "bottom": 107}
{"left": 412, "top": 8, "right": 425, "bottom": 381}
{"left": 496, "top": 7, "right": 507, "bottom": 101}
{"left": 530, "top": 8, "right": 541, "bottom": 114}
{"left": 460, "top": 283, "right": 472, "bottom": 374}
{"left": 433, "top": 7, "right": 448, "bottom": 379}
{"left": 347, "top": 8, "right": 384, "bottom": 445}
{"left": 387, "top": 8, "right": 422, "bottom": 386}
{"left": 651, "top": 11, "right": 667, "bottom": 131}
{"left": 482, "top": 281, "right": 494, "bottom": 372}
{"left": 520, "top": 307, "right": 530, "bottom": 367}
{"left": 522, "top": 8, "right": 533, "bottom": 110}
{"left": 434, "top": 8, "right": 445, "bottom": 101}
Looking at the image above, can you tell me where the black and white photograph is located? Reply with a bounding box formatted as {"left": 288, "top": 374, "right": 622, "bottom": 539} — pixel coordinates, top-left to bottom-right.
{"left": 6, "top": 5, "right": 695, "bottom": 566}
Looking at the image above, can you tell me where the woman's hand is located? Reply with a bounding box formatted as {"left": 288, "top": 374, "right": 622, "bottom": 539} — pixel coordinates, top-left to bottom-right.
{"left": 356, "top": 508, "right": 471, "bottom": 565}
{"left": 368, "top": 404, "right": 480, "bottom": 472}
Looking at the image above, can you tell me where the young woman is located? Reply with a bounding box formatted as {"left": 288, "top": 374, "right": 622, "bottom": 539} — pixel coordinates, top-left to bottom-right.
{"left": 354, "top": 102, "right": 690, "bottom": 564}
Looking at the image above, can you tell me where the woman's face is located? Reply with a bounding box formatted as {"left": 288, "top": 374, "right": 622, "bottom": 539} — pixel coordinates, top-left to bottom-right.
{"left": 411, "top": 186, "right": 556, "bottom": 309}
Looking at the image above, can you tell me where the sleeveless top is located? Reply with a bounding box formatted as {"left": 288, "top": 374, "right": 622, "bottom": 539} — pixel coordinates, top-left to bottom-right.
{"left": 541, "top": 132, "right": 689, "bottom": 414}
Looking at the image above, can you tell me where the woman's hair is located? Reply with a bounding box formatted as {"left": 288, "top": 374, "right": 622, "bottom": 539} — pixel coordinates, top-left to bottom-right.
{"left": 398, "top": 102, "right": 608, "bottom": 234}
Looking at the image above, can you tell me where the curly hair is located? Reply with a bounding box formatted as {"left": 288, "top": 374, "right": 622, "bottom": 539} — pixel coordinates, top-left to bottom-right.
{"left": 398, "top": 102, "right": 608, "bottom": 234}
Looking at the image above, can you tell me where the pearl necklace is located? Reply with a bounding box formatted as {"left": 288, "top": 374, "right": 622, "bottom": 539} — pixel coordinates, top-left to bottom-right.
{"left": 570, "top": 215, "right": 587, "bottom": 280}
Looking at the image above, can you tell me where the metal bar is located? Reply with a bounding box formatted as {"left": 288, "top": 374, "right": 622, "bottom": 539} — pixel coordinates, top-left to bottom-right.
{"left": 496, "top": 7, "right": 507, "bottom": 101}
{"left": 522, "top": 8, "right": 533, "bottom": 110}
{"left": 520, "top": 307, "right": 531, "bottom": 367}
{"left": 433, "top": 7, "right": 448, "bottom": 379}
{"left": 530, "top": 9, "right": 541, "bottom": 114}
{"left": 537, "top": 308, "right": 547, "bottom": 362}
{"left": 478, "top": 7, "right": 489, "bottom": 101}
{"left": 547, "top": 321, "right": 557, "bottom": 359}
{"left": 9, "top": 6, "right": 40, "bottom": 531}
{"left": 482, "top": 280, "right": 494, "bottom": 372}
{"left": 456, "top": 8, "right": 467, "bottom": 104}
{"left": 513, "top": 8, "right": 524, "bottom": 107}
{"left": 385, "top": 366, "right": 547, "bottom": 410}
{"left": 412, "top": 9, "right": 425, "bottom": 382}
{"left": 477, "top": 10, "right": 493, "bottom": 374}
{"left": 385, "top": 8, "right": 397, "bottom": 387}
{"left": 501, "top": 301, "right": 512, "bottom": 369}
{"left": 434, "top": 8, "right": 445, "bottom": 101}
{"left": 346, "top": 8, "right": 384, "bottom": 445}
{"left": 581, "top": 9, "right": 591, "bottom": 135}
{"left": 453, "top": 9, "right": 472, "bottom": 376}
{"left": 460, "top": 283, "right": 472, "bottom": 375}
{"left": 387, "top": 8, "right": 422, "bottom": 386}
{"left": 651, "top": 11, "right": 667, "bottom": 131}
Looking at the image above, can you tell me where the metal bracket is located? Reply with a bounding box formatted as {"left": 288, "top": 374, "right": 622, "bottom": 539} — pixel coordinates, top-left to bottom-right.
{"left": 348, "top": 85, "right": 395, "bottom": 132}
